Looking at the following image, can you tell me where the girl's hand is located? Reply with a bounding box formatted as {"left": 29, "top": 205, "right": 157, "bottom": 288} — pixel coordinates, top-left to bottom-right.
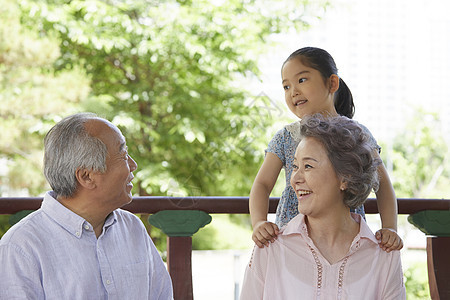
{"left": 252, "top": 221, "right": 280, "bottom": 248}
{"left": 375, "top": 228, "right": 403, "bottom": 252}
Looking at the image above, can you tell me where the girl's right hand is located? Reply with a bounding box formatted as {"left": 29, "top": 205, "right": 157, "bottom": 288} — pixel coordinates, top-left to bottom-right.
{"left": 252, "top": 221, "right": 280, "bottom": 248}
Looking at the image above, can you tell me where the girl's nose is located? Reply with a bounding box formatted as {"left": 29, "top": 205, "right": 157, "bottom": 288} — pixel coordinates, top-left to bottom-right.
{"left": 291, "top": 85, "right": 300, "bottom": 97}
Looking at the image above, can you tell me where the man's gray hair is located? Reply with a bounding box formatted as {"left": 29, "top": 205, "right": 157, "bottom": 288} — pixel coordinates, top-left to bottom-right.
{"left": 44, "top": 112, "right": 108, "bottom": 198}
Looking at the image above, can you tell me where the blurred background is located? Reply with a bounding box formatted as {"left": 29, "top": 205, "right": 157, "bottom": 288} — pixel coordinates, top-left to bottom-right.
{"left": 1, "top": 0, "right": 448, "bottom": 299}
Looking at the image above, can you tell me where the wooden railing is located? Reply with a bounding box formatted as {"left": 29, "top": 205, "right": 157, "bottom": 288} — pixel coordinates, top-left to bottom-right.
{"left": 2, "top": 196, "right": 449, "bottom": 214}
{"left": 1, "top": 197, "right": 449, "bottom": 300}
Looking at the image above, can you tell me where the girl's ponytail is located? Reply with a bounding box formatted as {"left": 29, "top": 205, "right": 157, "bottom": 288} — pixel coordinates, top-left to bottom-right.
{"left": 335, "top": 78, "right": 355, "bottom": 119}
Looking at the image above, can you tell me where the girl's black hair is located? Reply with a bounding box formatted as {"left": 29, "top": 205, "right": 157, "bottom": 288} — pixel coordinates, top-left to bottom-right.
{"left": 283, "top": 47, "right": 355, "bottom": 119}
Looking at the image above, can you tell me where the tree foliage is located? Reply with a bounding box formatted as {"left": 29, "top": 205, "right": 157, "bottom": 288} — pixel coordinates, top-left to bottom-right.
{"left": 382, "top": 109, "right": 449, "bottom": 198}
{"left": 0, "top": 0, "right": 90, "bottom": 195}
{"left": 404, "top": 262, "right": 431, "bottom": 299}
{"left": 4, "top": 0, "right": 327, "bottom": 197}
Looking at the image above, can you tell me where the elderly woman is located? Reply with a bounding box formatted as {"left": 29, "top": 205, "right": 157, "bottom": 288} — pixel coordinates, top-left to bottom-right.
{"left": 240, "top": 115, "right": 405, "bottom": 300}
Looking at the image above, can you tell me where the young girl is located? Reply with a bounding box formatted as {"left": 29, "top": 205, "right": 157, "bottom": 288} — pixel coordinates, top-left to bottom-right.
{"left": 249, "top": 47, "right": 403, "bottom": 252}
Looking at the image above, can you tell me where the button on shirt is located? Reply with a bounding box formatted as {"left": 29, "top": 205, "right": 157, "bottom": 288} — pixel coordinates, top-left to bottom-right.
{"left": 240, "top": 213, "right": 406, "bottom": 300}
{"left": 0, "top": 191, "right": 173, "bottom": 300}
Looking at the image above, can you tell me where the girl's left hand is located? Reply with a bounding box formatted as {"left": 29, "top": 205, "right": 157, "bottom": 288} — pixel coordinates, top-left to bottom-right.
{"left": 375, "top": 228, "right": 403, "bottom": 252}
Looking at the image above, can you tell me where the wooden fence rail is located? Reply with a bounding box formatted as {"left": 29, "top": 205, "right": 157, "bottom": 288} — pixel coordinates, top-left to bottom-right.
{"left": 1, "top": 196, "right": 449, "bottom": 215}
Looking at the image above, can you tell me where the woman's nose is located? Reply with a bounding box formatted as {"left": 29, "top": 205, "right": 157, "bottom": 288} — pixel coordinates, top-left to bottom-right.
{"left": 290, "top": 169, "right": 304, "bottom": 186}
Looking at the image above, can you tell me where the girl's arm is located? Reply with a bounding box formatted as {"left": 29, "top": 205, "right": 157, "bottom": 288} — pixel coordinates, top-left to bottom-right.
{"left": 374, "top": 155, "right": 403, "bottom": 251}
{"left": 249, "top": 152, "right": 283, "bottom": 248}
{"left": 376, "top": 162, "right": 398, "bottom": 230}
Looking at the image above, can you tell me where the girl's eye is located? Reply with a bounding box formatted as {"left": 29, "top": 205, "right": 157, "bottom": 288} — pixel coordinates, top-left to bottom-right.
{"left": 299, "top": 78, "right": 306, "bottom": 83}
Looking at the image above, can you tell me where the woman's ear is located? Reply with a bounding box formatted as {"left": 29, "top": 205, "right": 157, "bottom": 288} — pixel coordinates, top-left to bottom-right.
{"left": 75, "top": 168, "right": 97, "bottom": 190}
{"left": 330, "top": 74, "right": 340, "bottom": 93}
{"left": 340, "top": 180, "right": 348, "bottom": 191}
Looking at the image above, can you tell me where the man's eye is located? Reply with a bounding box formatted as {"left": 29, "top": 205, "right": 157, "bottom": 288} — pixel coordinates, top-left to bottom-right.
{"left": 299, "top": 78, "right": 306, "bottom": 83}
{"left": 305, "top": 164, "right": 312, "bottom": 169}
{"left": 283, "top": 85, "right": 289, "bottom": 91}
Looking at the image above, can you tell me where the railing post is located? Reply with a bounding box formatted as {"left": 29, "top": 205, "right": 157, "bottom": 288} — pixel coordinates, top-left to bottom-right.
{"left": 149, "top": 210, "right": 212, "bottom": 300}
{"left": 408, "top": 210, "right": 450, "bottom": 300}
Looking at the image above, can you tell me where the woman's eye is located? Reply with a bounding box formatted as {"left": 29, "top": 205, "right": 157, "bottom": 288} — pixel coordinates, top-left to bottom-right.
{"left": 299, "top": 78, "right": 306, "bottom": 83}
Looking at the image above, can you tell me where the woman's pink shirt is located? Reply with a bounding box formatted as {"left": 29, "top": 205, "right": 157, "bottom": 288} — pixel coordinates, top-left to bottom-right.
{"left": 241, "top": 214, "right": 406, "bottom": 300}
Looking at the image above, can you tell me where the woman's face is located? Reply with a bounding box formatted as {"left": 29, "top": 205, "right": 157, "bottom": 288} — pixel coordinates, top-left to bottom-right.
{"left": 290, "top": 137, "right": 345, "bottom": 217}
{"left": 281, "top": 58, "right": 338, "bottom": 119}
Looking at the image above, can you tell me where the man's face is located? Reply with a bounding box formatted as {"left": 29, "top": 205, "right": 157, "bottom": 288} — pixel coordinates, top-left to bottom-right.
{"left": 87, "top": 119, "right": 138, "bottom": 210}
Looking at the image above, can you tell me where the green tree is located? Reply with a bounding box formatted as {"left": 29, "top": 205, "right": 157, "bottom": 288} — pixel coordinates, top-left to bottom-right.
{"left": 16, "top": 0, "right": 327, "bottom": 197}
{"left": 0, "top": 0, "right": 91, "bottom": 195}
{"left": 383, "top": 109, "right": 449, "bottom": 198}
{"left": 404, "top": 262, "right": 431, "bottom": 299}
{"left": 379, "top": 110, "right": 448, "bottom": 299}
{"left": 1, "top": 0, "right": 328, "bottom": 248}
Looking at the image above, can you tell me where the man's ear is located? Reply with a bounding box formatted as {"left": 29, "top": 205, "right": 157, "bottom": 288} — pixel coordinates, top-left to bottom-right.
{"left": 75, "top": 168, "right": 96, "bottom": 190}
{"left": 330, "top": 74, "right": 340, "bottom": 93}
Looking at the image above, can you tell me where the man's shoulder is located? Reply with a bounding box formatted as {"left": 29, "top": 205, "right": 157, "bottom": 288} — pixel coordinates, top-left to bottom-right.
{"left": 113, "top": 209, "right": 145, "bottom": 228}
{"left": 115, "top": 208, "right": 139, "bottom": 219}
{"left": 0, "top": 210, "right": 45, "bottom": 245}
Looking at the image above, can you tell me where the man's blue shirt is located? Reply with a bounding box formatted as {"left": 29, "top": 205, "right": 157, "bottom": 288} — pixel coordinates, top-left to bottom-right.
{"left": 0, "top": 191, "right": 173, "bottom": 299}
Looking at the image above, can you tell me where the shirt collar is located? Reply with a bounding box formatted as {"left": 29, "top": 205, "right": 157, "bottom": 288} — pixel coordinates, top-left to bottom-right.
{"left": 353, "top": 213, "right": 379, "bottom": 245}
{"left": 41, "top": 191, "right": 117, "bottom": 238}
{"left": 280, "top": 214, "right": 308, "bottom": 236}
{"left": 104, "top": 212, "right": 117, "bottom": 228}
{"left": 280, "top": 212, "right": 378, "bottom": 245}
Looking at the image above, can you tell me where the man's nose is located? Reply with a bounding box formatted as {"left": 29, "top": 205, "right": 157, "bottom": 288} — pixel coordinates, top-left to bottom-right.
{"left": 128, "top": 155, "right": 138, "bottom": 172}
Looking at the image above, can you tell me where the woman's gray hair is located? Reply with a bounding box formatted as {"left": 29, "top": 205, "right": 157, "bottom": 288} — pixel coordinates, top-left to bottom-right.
{"left": 44, "top": 112, "right": 108, "bottom": 198}
{"left": 300, "top": 114, "right": 381, "bottom": 209}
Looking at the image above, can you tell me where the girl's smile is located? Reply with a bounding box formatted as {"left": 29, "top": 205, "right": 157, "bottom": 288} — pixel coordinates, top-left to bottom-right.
{"left": 294, "top": 99, "right": 307, "bottom": 106}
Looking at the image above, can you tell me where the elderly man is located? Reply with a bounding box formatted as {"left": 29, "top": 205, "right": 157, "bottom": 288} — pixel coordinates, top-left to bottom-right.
{"left": 0, "top": 113, "right": 173, "bottom": 299}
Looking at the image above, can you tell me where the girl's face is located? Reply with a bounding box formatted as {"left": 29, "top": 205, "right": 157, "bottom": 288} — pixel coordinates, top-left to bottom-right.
{"left": 281, "top": 58, "right": 339, "bottom": 119}
{"left": 290, "top": 137, "right": 345, "bottom": 217}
